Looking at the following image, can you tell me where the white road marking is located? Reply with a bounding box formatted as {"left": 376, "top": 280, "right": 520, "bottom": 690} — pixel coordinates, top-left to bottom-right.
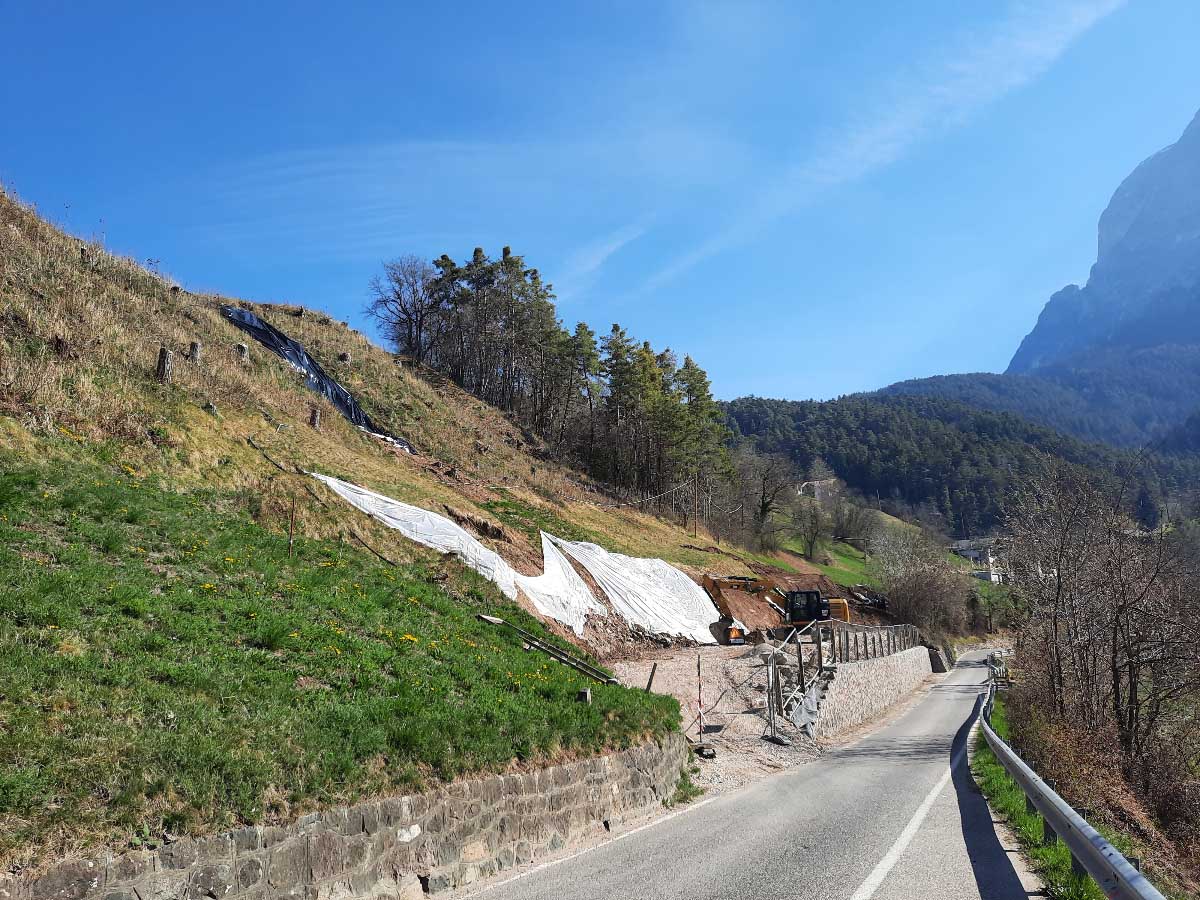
{"left": 847, "top": 734, "right": 970, "bottom": 900}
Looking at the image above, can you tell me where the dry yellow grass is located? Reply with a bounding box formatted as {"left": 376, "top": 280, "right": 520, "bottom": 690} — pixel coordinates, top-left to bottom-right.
{"left": 0, "top": 186, "right": 756, "bottom": 586}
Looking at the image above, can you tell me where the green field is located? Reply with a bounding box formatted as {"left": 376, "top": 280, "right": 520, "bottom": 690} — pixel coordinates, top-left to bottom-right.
{"left": 0, "top": 457, "right": 678, "bottom": 868}
{"left": 783, "top": 539, "right": 880, "bottom": 588}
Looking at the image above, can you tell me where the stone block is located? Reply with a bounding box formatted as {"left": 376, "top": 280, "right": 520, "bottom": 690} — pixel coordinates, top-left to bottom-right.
{"left": 158, "top": 843, "right": 198, "bottom": 872}
{"left": 131, "top": 872, "right": 188, "bottom": 900}
{"left": 232, "top": 828, "right": 263, "bottom": 854}
{"left": 31, "top": 862, "right": 104, "bottom": 900}
{"left": 107, "top": 852, "right": 156, "bottom": 886}
{"left": 308, "top": 833, "right": 349, "bottom": 882}
{"left": 237, "top": 859, "right": 264, "bottom": 892}
{"left": 186, "top": 865, "right": 234, "bottom": 900}
{"left": 265, "top": 840, "right": 309, "bottom": 889}
{"left": 0, "top": 876, "right": 27, "bottom": 900}
{"left": 359, "top": 805, "right": 379, "bottom": 836}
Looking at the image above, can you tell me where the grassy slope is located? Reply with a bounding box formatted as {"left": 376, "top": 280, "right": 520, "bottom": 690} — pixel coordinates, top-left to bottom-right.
{"left": 0, "top": 456, "right": 678, "bottom": 869}
{"left": 0, "top": 189, "right": 746, "bottom": 867}
{"left": 0, "top": 187, "right": 755, "bottom": 580}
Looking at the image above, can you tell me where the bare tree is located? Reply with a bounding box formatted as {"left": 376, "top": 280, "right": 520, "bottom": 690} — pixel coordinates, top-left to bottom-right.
{"left": 366, "top": 255, "right": 441, "bottom": 363}
{"left": 791, "top": 496, "right": 830, "bottom": 560}
{"left": 871, "top": 524, "right": 970, "bottom": 636}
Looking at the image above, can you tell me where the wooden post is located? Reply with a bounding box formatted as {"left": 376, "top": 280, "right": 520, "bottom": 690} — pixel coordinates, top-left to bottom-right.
{"left": 288, "top": 495, "right": 296, "bottom": 557}
{"left": 644, "top": 661, "right": 658, "bottom": 693}
{"left": 696, "top": 653, "right": 704, "bottom": 739}
{"left": 189, "top": 341, "right": 202, "bottom": 363}
{"left": 309, "top": 407, "right": 321, "bottom": 430}
{"left": 236, "top": 343, "right": 249, "bottom": 362}
{"left": 815, "top": 625, "right": 824, "bottom": 674}
{"left": 155, "top": 346, "right": 173, "bottom": 383}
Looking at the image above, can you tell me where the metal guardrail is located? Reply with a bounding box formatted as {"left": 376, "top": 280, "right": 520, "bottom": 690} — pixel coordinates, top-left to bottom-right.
{"left": 977, "top": 681, "right": 1165, "bottom": 900}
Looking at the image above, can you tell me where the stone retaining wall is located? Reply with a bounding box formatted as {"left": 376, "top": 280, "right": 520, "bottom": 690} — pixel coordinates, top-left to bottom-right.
{"left": 1, "top": 733, "right": 687, "bottom": 900}
{"left": 815, "top": 647, "right": 933, "bottom": 738}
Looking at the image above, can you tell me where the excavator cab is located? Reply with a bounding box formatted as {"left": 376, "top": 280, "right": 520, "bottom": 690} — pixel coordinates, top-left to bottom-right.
{"left": 785, "top": 589, "right": 829, "bottom": 626}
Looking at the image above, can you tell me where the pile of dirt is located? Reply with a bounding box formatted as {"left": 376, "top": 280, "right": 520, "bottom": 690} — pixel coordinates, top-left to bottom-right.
{"left": 769, "top": 571, "right": 846, "bottom": 598}
{"left": 717, "top": 585, "right": 784, "bottom": 632}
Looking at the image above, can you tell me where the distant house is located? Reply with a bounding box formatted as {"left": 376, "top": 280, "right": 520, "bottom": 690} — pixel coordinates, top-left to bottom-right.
{"left": 797, "top": 478, "right": 839, "bottom": 503}
{"left": 950, "top": 538, "right": 1008, "bottom": 584}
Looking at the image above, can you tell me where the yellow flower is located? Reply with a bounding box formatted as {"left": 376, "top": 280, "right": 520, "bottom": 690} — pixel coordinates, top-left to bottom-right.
{"left": 400, "top": 634, "right": 419, "bottom": 643}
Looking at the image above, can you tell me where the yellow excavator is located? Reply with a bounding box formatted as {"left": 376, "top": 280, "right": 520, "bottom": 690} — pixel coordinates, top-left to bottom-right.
{"left": 701, "top": 574, "right": 850, "bottom": 644}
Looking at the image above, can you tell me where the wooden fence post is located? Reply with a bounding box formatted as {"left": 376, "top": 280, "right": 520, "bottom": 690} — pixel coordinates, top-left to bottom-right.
{"left": 188, "top": 341, "right": 202, "bottom": 364}
{"left": 156, "top": 346, "right": 173, "bottom": 383}
{"left": 309, "top": 407, "right": 321, "bottom": 430}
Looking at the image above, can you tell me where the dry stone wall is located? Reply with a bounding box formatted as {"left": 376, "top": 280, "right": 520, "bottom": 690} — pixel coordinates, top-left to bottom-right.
{"left": 815, "top": 647, "right": 933, "bottom": 738}
{"left": 1, "top": 734, "right": 687, "bottom": 900}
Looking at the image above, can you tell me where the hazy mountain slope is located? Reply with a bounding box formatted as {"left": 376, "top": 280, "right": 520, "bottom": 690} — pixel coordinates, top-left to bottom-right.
{"left": 877, "top": 107, "right": 1200, "bottom": 448}
{"left": 1010, "top": 108, "right": 1200, "bottom": 374}
{"left": 881, "top": 342, "right": 1200, "bottom": 447}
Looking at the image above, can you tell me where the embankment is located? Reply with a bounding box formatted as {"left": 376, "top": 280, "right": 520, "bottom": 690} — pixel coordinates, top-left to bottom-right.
{"left": 816, "top": 646, "right": 933, "bottom": 738}
{"left": 0, "top": 734, "right": 687, "bottom": 900}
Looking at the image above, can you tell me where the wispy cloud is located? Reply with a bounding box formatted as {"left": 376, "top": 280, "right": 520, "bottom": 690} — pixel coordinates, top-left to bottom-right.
{"left": 639, "top": 0, "right": 1126, "bottom": 293}
{"left": 553, "top": 222, "right": 648, "bottom": 301}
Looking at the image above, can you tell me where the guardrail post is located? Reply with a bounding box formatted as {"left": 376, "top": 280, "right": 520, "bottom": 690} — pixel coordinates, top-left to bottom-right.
{"left": 1026, "top": 795, "right": 1036, "bottom": 816}
{"left": 1042, "top": 817, "right": 1057, "bottom": 847}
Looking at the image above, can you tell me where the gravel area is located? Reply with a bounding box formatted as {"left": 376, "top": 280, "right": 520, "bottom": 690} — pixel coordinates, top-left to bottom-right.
{"left": 611, "top": 644, "right": 819, "bottom": 794}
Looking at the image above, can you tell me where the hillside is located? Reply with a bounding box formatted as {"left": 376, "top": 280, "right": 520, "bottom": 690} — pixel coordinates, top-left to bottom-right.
{"left": 725, "top": 393, "right": 1193, "bottom": 537}
{"left": 0, "top": 187, "right": 789, "bottom": 866}
{"left": 877, "top": 107, "right": 1200, "bottom": 450}
{"left": 0, "top": 187, "right": 773, "bottom": 592}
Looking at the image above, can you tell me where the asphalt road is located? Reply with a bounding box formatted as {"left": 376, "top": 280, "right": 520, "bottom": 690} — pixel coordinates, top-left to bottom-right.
{"left": 474, "top": 651, "right": 1038, "bottom": 900}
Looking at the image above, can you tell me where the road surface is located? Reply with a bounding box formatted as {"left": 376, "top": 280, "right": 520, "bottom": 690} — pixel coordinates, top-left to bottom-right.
{"left": 471, "top": 651, "right": 1039, "bottom": 900}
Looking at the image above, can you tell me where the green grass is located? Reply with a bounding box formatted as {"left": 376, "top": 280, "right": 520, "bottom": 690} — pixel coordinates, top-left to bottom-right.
{"left": 0, "top": 458, "right": 679, "bottom": 867}
{"left": 972, "top": 697, "right": 1168, "bottom": 900}
{"left": 787, "top": 540, "right": 879, "bottom": 588}
{"left": 480, "top": 490, "right": 598, "bottom": 544}
{"left": 665, "top": 762, "right": 704, "bottom": 808}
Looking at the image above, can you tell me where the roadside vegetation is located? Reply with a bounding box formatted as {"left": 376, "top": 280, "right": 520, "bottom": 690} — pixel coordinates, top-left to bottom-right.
{"left": 999, "top": 460, "right": 1200, "bottom": 893}
{"left": 0, "top": 458, "right": 679, "bottom": 870}
{"left": 972, "top": 696, "right": 1147, "bottom": 900}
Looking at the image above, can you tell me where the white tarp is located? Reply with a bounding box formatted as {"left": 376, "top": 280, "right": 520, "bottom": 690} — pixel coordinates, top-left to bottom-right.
{"left": 312, "top": 472, "right": 520, "bottom": 596}
{"left": 310, "top": 474, "right": 603, "bottom": 635}
{"left": 312, "top": 473, "right": 718, "bottom": 642}
{"left": 551, "top": 538, "right": 719, "bottom": 644}
{"left": 516, "top": 533, "right": 607, "bottom": 635}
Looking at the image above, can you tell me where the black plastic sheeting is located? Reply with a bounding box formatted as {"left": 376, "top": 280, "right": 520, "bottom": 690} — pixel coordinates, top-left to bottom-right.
{"left": 220, "top": 305, "right": 414, "bottom": 453}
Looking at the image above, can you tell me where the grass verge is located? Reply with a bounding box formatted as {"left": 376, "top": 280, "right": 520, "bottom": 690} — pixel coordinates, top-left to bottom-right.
{"left": 972, "top": 696, "right": 1171, "bottom": 900}
{"left": 665, "top": 762, "right": 704, "bottom": 808}
{"left": 0, "top": 457, "right": 679, "bottom": 869}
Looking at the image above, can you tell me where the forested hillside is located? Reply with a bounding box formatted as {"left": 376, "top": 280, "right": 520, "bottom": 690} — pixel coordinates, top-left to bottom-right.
{"left": 725, "top": 394, "right": 1196, "bottom": 537}
{"left": 880, "top": 342, "right": 1200, "bottom": 447}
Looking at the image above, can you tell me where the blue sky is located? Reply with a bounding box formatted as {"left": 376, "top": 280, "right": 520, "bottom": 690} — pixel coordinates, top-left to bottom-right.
{"left": 3, "top": 1, "right": 1199, "bottom": 399}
